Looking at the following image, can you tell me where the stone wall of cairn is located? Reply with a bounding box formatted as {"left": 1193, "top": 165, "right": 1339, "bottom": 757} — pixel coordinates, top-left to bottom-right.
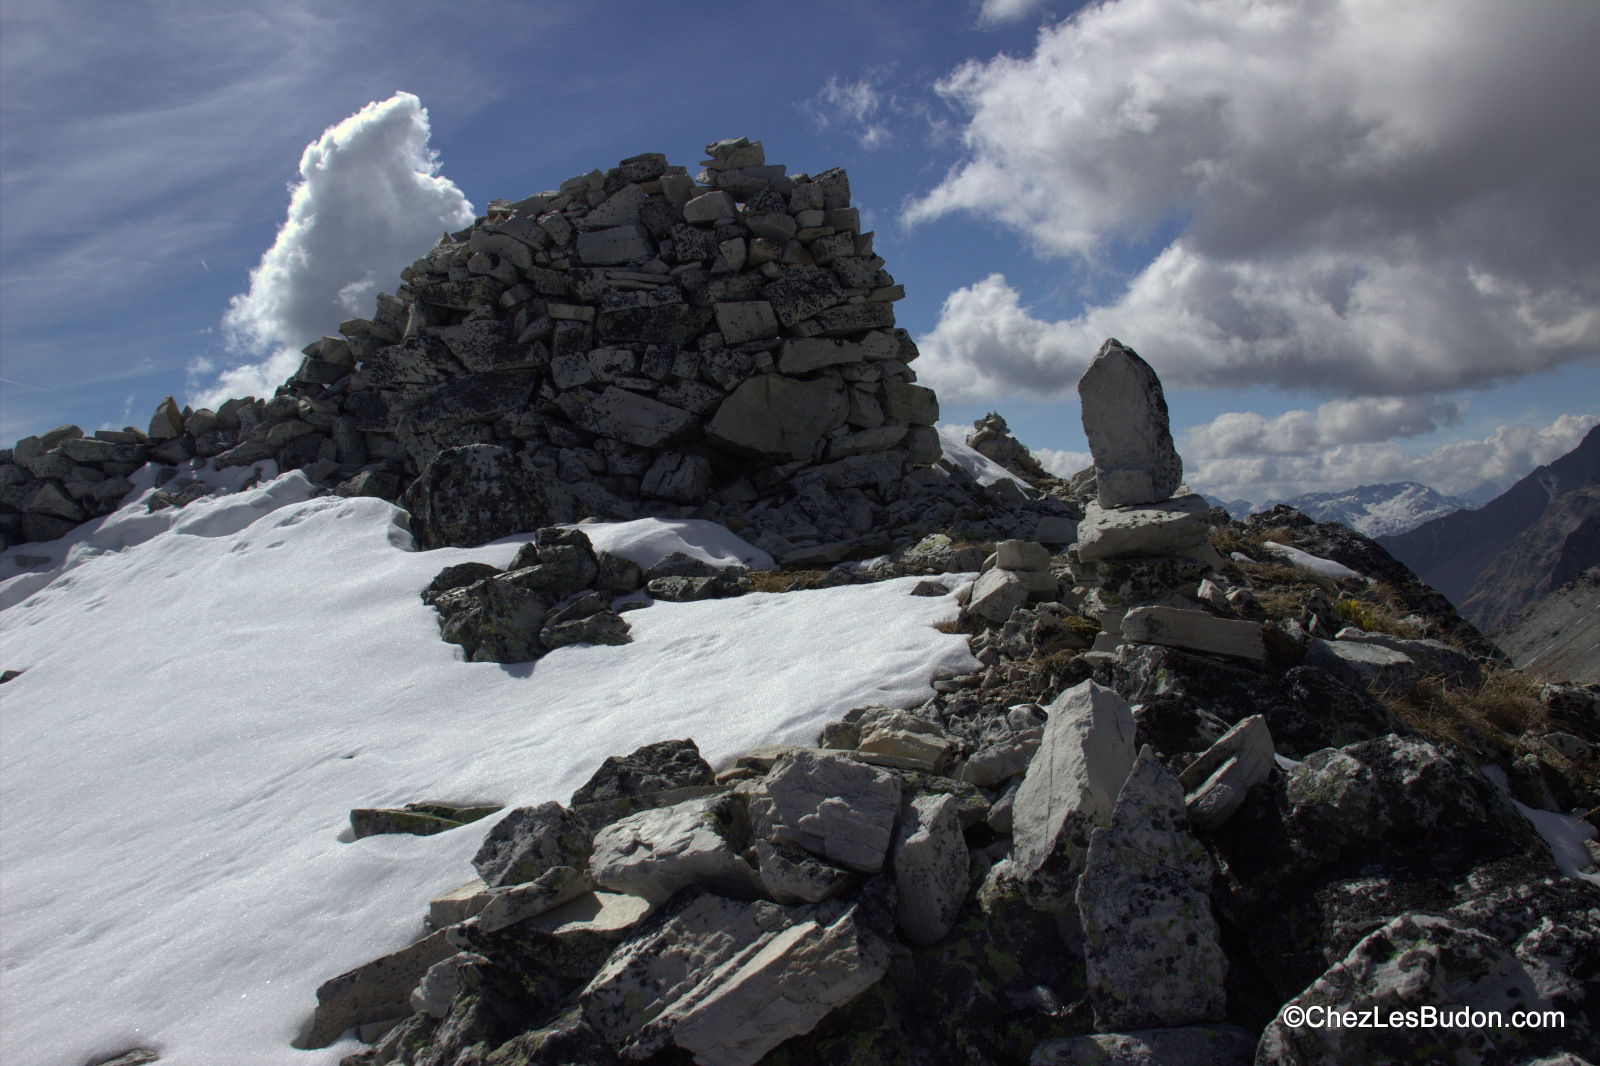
{"left": 1, "top": 137, "right": 983, "bottom": 562}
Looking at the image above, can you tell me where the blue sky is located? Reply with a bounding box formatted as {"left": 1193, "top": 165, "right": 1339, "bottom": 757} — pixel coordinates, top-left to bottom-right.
{"left": 3, "top": 0, "right": 1597, "bottom": 506}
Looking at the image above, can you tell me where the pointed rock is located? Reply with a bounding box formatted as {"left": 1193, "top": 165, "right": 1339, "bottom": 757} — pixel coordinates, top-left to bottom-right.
{"left": 1078, "top": 339, "right": 1182, "bottom": 508}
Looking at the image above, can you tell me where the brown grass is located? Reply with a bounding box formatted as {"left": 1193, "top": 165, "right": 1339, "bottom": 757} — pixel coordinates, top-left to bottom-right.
{"left": 1383, "top": 667, "right": 1549, "bottom": 754}
{"left": 745, "top": 570, "right": 829, "bottom": 593}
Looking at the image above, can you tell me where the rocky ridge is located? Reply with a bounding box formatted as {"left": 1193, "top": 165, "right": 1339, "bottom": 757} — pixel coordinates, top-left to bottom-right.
{"left": 2, "top": 137, "right": 1079, "bottom": 570}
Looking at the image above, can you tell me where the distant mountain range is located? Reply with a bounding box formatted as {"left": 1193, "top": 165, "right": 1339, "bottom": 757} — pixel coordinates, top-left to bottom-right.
{"left": 1203, "top": 481, "right": 1476, "bottom": 537}
{"left": 1379, "top": 425, "right": 1600, "bottom": 674}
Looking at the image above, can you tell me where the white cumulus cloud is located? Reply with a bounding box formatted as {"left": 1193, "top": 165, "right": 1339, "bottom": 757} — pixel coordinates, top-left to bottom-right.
{"left": 907, "top": 0, "right": 1600, "bottom": 401}
{"left": 977, "top": 0, "right": 1050, "bottom": 26}
{"left": 199, "top": 91, "right": 473, "bottom": 407}
{"left": 806, "top": 75, "right": 896, "bottom": 149}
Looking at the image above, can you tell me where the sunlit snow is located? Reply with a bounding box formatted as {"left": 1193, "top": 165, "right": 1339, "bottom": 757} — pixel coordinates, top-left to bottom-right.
{"left": 0, "top": 467, "right": 975, "bottom": 1065}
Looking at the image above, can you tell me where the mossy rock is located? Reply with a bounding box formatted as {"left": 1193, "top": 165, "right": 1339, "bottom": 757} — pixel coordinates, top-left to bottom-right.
{"left": 349, "top": 802, "right": 503, "bottom": 839}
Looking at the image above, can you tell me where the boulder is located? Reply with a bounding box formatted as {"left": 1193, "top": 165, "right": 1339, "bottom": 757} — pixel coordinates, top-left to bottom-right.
{"left": 1078, "top": 339, "right": 1182, "bottom": 508}
{"left": 706, "top": 375, "right": 848, "bottom": 461}
{"left": 1120, "top": 606, "right": 1266, "bottom": 661}
{"left": 853, "top": 709, "right": 956, "bottom": 773}
{"left": 472, "top": 802, "right": 594, "bottom": 889}
{"left": 571, "top": 738, "right": 715, "bottom": 807}
{"left": 1257, "top": 913, "right": 1590, "bottom": 1066}
{"left": 747, "top": 748, "right": 902, "bottom": 874}
{"left": 995, "top": 539, "right": 1051, "bottom": 572}
{"left": 1335, "top": 630, "right": 1481, "bottom": 687}
{"left": 402, "top": 444, "right": 580, "bottom": 550}
{"left": 1076, "top": 745, "right": 1227, "bottom": 1030}
{"left": 1011, "top": 680, "right": 1138, "bottom": 910}
{"left": 410, "top": 950, "right": 488, "bottom": 1019}
{"left": 1304, "top": 638, "right": 1420, "bottom": 695}
{"left": 581, "top": 889, "right": 892, "bottom": 1066}
{"left": 891, "top": 793, "right": 967, "bottom": 946}
{"left": 589, "top": 792, "right": 762, "bottom": 903}
{"left": 296, "top": 929, "right": 456, "bottom": 1048}
{"left": 1031, "top": 1026, "right": 1257, "bottom": 1065}
{"left": 1075, "top": 494, "right": 1211, "bottom": 562}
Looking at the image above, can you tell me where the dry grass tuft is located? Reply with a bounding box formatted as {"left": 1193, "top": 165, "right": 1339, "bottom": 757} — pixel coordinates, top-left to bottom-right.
{"left": 745, "top": 570, "right": 829, "bottom": 593}
{"left": 1334, "top": 591, "right": 1423, "bottom": 639}
{"left": 1383, "top": 667, "right": 1549, "bottom": 754}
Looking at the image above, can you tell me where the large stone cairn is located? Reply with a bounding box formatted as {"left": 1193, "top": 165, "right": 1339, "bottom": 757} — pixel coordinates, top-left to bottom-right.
{"left": 0, "top": 137, "right": 959, "bottom": 563}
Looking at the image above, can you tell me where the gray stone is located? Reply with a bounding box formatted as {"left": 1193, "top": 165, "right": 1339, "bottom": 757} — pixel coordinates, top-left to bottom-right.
{"left": 148, "top": 396, "right": 184, "bottom": 441}
{"left": 1336, "top": 631, "right": 1482, "bottom": 687}
{"left": 748, "top": 748, "right": 902, "bottom": 874}
{"left": 471, "top": 802, "right": 593, "bottom": 889}
{"left": 853, "top": 709, "right": 957, "bottom": 773}
{"left": 23, "top": 481, "right": 84, "bottom": 520}
{"left": 968, "top": 568, "right": 1028, "bottom": 624}
{"left": 581, "top": 890, "right": 891, "bottom": 1066}
{"left": 777, "top": 338, "right": 865, "bottom": 374}
{"left": 556, "top": 386, "right": 697, "bottom": 449}
{"left": 297, "top": 929, "right": 456, "bottom": 1048}
{"left": 713, "top": 301, "right": 779, "bottom": 344}
{"left": 753, "top": 840, "right": 855, "bottom": 905}
{"left": 23, "top": 452, "right": 74, "bottom": 480}
{"left": 996, "top": 539, "right": 1051, "bottom": 572}
{"left": 402, "top": 444, "right": 580, "bottom": 551}
{"left": 572, "top": 738, "right": 715, "bottom": 807}
{"left": 882, "top": 380, "right": 938, "bottom": 425}
{"left": 1012, "top": 680, "right": 1137, "bottom": 910}
{"left": 428, "top": 878, "right": 494, "bottom": 927}
{"left": 594, "top": 551, "right": 643, "bottom": 593}
{"left": 476, "top": 865, "right": 597, "bottom": 932}
{"left": 1179, "top": 714, "right": 1275, "bottom": 832}
{"left": 590, "top": 793, "right": 761, "bottom": 903}
{"left": 1305, "top": 638, "right": 1420, "bottom": 695}
{"left": 542, "top": 609, "right": 632, "bottom": 650}
{"left": 1257, "top": 913, "right": 1584, "bottom": 1066}
{"left": 641, "top": 451, "right": 712, "bottom": 503}
{"left": 892, "top": 793, "right": 967, "bottom": 946}
{"left": 1030, "top": 1026, "right": 1257, "bottom": 1065}
{"left": 410, "top": 950, "right": 487, "bottom": 1019}
{"left": 706, "top": 375, "right": 848, "bottom": 461}
{"left": 1121, "top": 607, "right": 1266, "bottom": 661}
{"left": 1076, "top": 494, "right": 1211, "bottom": 562}
{"left": 761, "top": 266, "right": 844, "bottom": 327}
{"left": 1076, "top": 745, "right": 1227, "bottom": 1030}
{"left": 1078, "top": 339, "right": 1183, "bottom": 507}
{"left": 682, "top": 190, "right": 737, "bottom": 224}
{"left": 959, "top": 730, "right": 1043, "bottom": 789}
{"left": 576, "top": 224, "right": 653, "bottom": 265}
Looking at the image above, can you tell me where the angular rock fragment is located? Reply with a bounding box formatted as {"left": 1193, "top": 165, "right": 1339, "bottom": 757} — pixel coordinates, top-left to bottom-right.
{"left": 1121, "top": 606, "right": 1266, "bottom": 661}
{"left": 1179, "top": 714, "right": 1275, "bottom": 831}
{"left": 1076, "top": 494, "right": 1211, "bottom": 562}
{"left": 402, "top": 444, "right": 579, "bottom": 551}
{"left": 748, "top": 749, "right": 902, "bottom": 874}
{"left": 1304, "top": 637, "right": 1420, "bottom": 694}
{"left": 297, "top": 930, "right": 456, "bottom": 1048}
{"left": 892, "top": 793, "right": 967, "bottom": 946}
{"left": 1011, "top": 680, "right": 1137, "bottom": 909}
{"left": 753, "top": 840, "right": 856, "bottom": 905}
{"left": 472, "top": 802, "right": 593, "bottom": 889}
{"left": 1076, "top": 745, "right": 1227, "bottom": 1030}
{"left": 589, "top": 792, "right": 760, "bottom": 903}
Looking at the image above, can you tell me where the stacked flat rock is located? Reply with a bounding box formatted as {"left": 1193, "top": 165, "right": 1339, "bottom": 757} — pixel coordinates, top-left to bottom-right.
{"left": 1069, "top": 339, "right": 1264, "bottom": 663}
{"left": 0, "top": 137, "right": 952, "bottom": 557}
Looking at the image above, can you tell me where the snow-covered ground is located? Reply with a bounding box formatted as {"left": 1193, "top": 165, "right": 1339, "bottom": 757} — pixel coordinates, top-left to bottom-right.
{"left": 936, "top": 424, "right": 1030, "bottom": 488}
{"left": 0, "top": 467, "right": 975, "bottom": 1066}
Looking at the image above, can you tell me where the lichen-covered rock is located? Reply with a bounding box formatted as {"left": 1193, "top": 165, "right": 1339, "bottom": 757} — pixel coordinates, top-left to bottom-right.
{"left": 1078, "top": 339, "right": 1182, "bottom": 508}
{"left": 891, "top": 792, "right": 967, "bottom": 946}
{"left": 753, "top": 839, "right": 856, "bottom": 905}
{"left": 349, "top": 801, "right": 501, "bottom": 839}
{"left": 297, "top": 930, "right": 456, "bottom": 1049}
{"left": 1031, "top": 1025, "right": 1257, "bottom": 1065}
{"left": 1304, "top": 637, "right": 1420, "bottom": 695}
{"left": 1011, "top": 680, "right": 1137, "bottom": 910}
{"left": 472, "top": 802, "right": 594, "bottom": 889}
{"left": 476, "top": 865, "right": 596, "bottom": 932}
{"left": 580, "top": 888, "right": 891, "bottom": 1066}
{"left": 402, "top": 444, "right": 580, "bottom": 550}
{"left": 570, "top": 738, "right": 715, "bottom": 807}
{"left": 1076, "top": 745, "right": 1227, "bottom": 1030}
{"left": 1258, "top": 913, "right": 1593, "bottom": 1066}
{"left": 1179, "top": 715, "right": 1275, "bottom": 832}
{"left": 748, "top": 748, "right": 903, "bottom": 874}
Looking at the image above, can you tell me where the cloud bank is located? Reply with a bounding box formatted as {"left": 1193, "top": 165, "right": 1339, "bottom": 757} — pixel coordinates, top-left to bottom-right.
{"left": 200, "top": 91, "right": 472, "bottom": 406}
{"left": 908, "top": 0, "right": 1600, "bottom": 403}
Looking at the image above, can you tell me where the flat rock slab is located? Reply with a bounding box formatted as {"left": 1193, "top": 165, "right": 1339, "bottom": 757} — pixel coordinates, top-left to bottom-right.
{"left": 1305, "top": 638, "right": 1419, "bottom": 695}
{"left": 1011, "top": 680, "right": 1137, "bottom": 910}
{"left": 1031, "top": 1025, "right": 1257, "bottom": 1065}
{"left": 1078, "top": 339, "right": 1183, "bottom": 508}
{"left": 1336, "top": 630, "right": 1481, "bottom": 687}
{"left": 968, "top": 567, "right": 1028, "bottom": 624}
{"left": 581, "top": 889, "right": 891, "bottom": 1066}
{"left": 748, "top": 749, "right": 902, "bottom": 874}
{"left": 1121, "top": 606, "right": 1265, "bottom": 661}
{"left": 1076, "top": 745, "right": 1228, "bottom": 1030}
{"left": 706, "top": 375, "right": 848, "bottom": 461}
{"left": 1076, "top": 494, "right": 1211, "bottom": 563}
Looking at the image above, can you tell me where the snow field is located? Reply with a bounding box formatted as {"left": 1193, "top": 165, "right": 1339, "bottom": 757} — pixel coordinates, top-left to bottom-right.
{"left": 0, "top": 469, "right": 976, "bottom": 1065}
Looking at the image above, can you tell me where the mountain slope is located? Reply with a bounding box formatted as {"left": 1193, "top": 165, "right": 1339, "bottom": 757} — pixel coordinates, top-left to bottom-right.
{"left": 1498, "top": 565, "right": 1600, "bottom": 683}
{"left": 1462, "top": 485, "right": 1600, "bottom": 633}
{"left": 1378, "top": 424, "right": 1600, "bottom": 606}
{"left": 1281, "top": 481, "right": 1474, "bottom": 537}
